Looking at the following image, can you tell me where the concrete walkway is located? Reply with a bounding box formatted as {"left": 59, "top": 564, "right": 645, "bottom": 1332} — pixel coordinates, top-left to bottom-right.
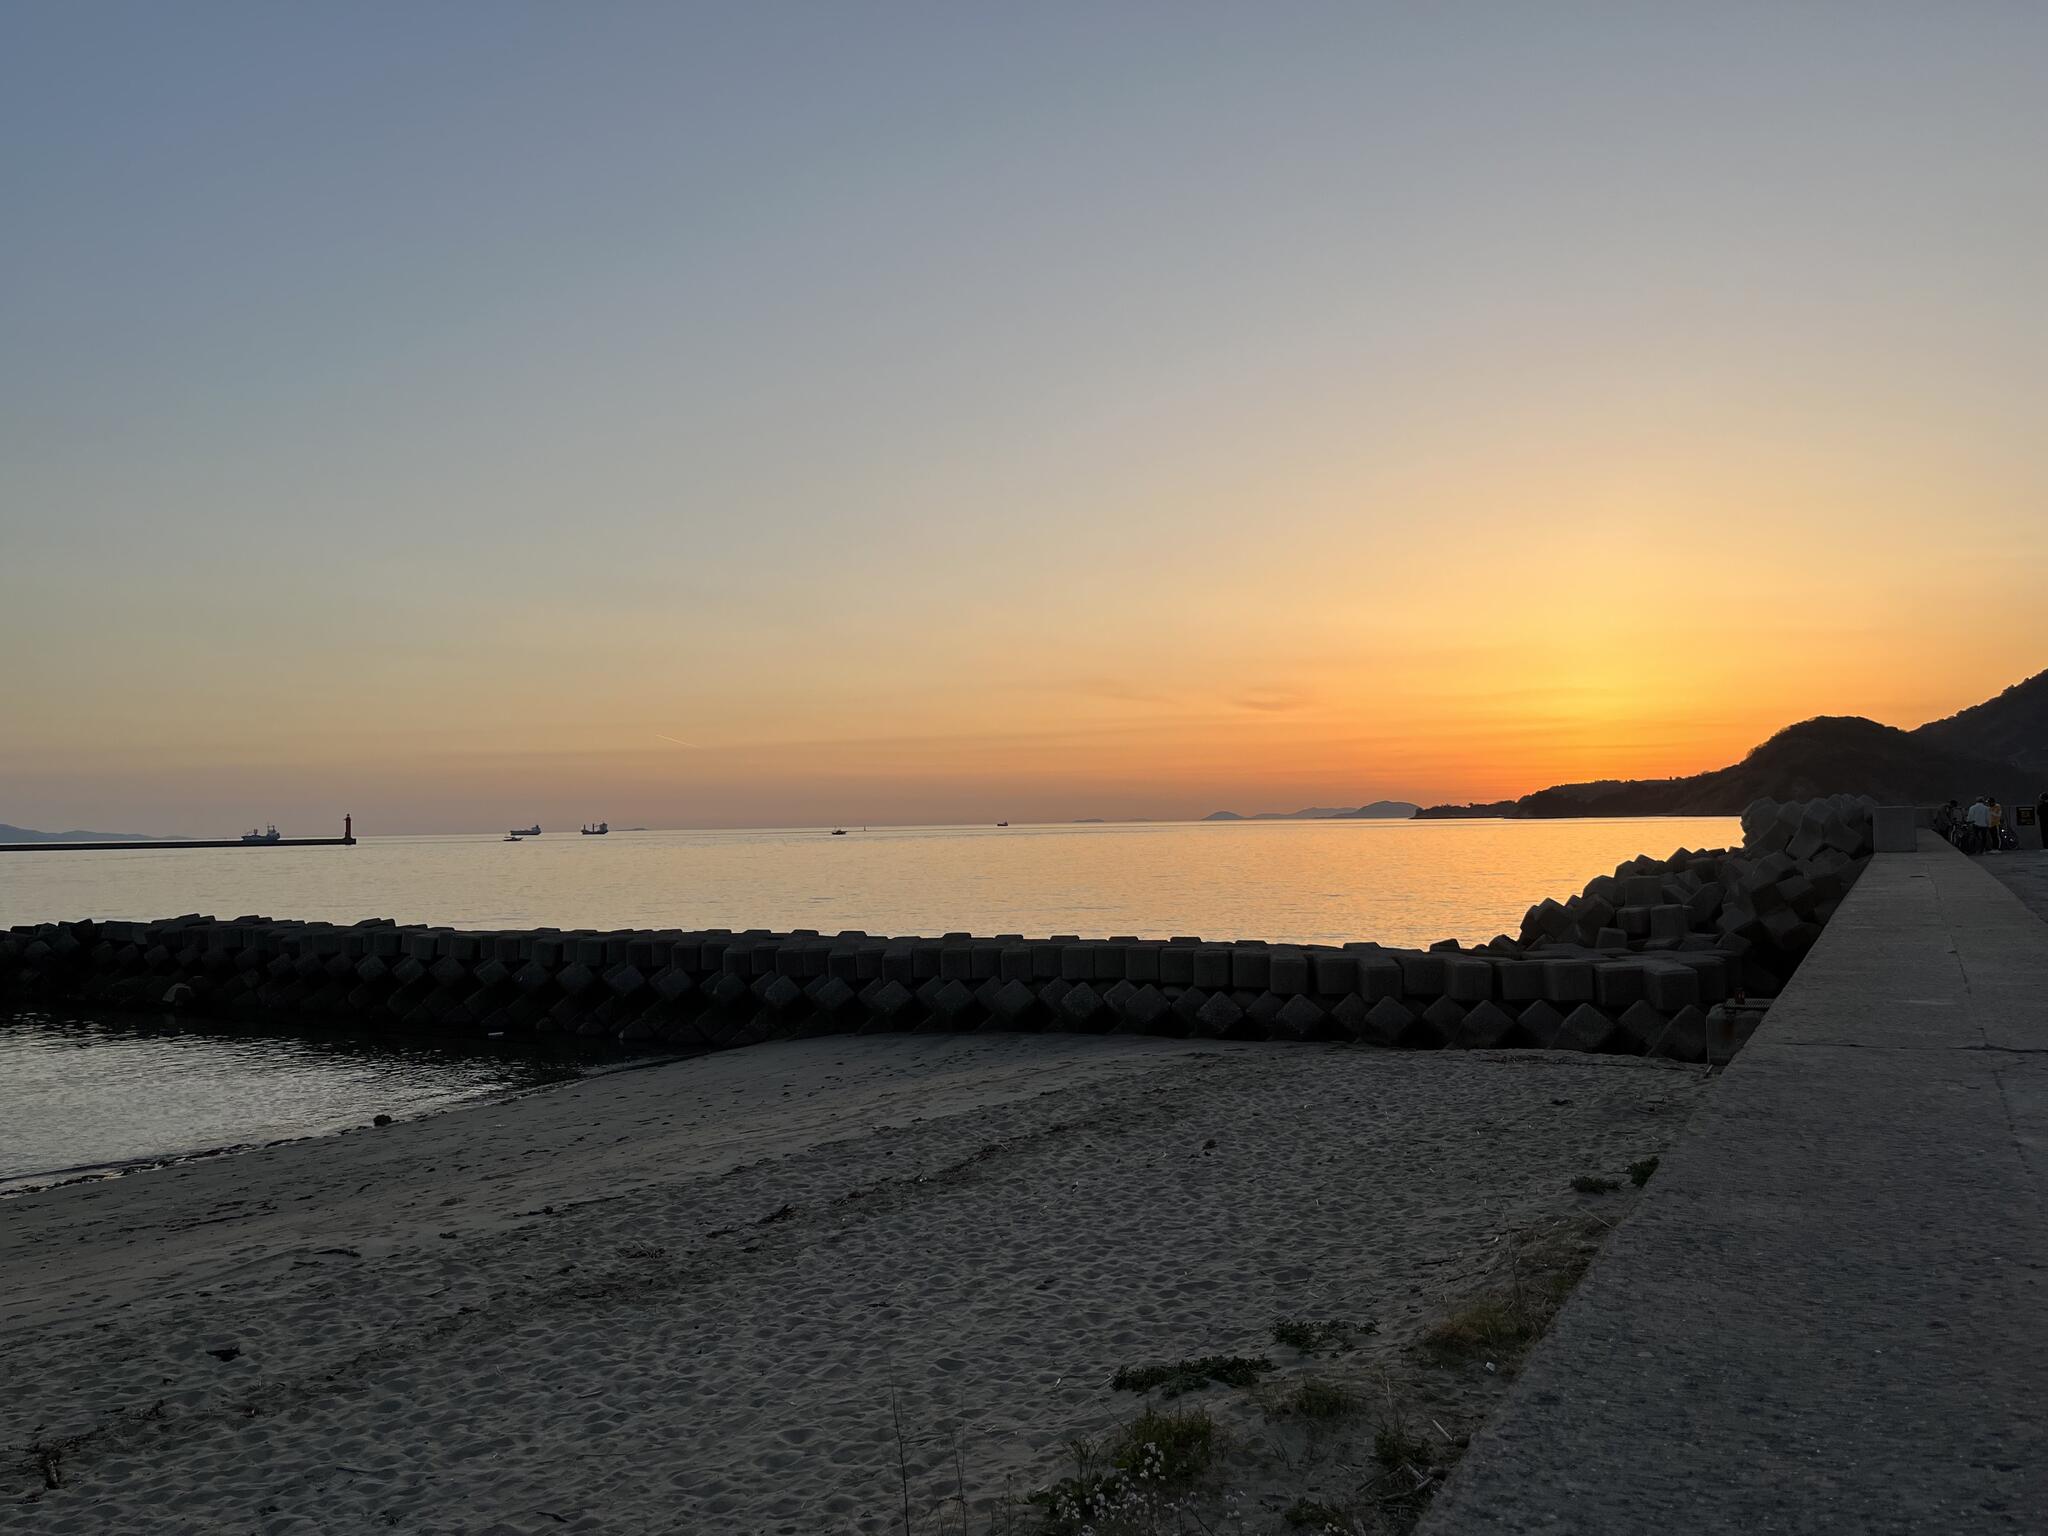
{"left": 1423, "top": 832, "right": 2048, "bottom": 1533}
{"left": 1982, "top": 848, "right": 2048, "bottom": 926}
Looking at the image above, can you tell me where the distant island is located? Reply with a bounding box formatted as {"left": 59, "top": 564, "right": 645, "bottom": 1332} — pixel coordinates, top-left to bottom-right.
{"left": 1416, "top": 668, "right": 2048, "bottom": 819}
{"left": 0, "top": 823, "right": 152, "bottom": 844}
{"left": 1203, "top": 801, "right": 1419, "bottom": 822}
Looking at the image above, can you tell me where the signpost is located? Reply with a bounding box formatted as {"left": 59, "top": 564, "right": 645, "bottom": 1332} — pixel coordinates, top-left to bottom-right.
{"left": 2014, "top": 803, "right": 2044, "bottom": 852}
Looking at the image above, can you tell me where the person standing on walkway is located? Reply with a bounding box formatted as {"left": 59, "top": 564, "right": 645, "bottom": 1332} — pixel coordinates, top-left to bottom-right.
{"left": 1990, "top": 798, "right": 2005, "bottom": 852}
{"left": 1966, "top": 795, "right": 1992, "bottom": 854}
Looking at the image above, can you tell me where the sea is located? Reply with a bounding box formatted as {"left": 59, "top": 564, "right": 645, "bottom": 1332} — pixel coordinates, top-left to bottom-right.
{"left": 1, "top": 816, "right": 1736, "bottom": 1190}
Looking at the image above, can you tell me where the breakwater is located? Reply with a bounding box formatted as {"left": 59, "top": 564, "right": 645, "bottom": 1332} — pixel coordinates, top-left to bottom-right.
{"left": 0, "top": 836, "right": 356, "bottom": 853}
{"left": 0, "top": 799, "right": 1874, "bottom": 1064}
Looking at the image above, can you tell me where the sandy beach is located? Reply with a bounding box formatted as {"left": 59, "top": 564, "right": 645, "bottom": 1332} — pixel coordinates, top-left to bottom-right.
{"left": 3, "top": 1035, "right": 1707, "bottom": 1534}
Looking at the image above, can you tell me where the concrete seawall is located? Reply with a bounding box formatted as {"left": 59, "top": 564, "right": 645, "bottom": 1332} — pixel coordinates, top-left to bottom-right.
{"left": 0, "top": 917, "right": 1744, "bottom": 1060}
{"left": 1419, "top": 831, "right": 2048, "bottom": 1532}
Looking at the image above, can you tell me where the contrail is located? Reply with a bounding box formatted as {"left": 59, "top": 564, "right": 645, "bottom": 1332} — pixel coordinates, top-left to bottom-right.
{"left": 654, "top": 733, "right": 703, "bottom": 749}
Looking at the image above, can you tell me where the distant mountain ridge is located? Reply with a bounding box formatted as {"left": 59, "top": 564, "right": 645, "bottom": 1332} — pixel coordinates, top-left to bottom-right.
{"left": 1204, "top": 800, "right": 1418, "bottom": 822}
{"left": 0, "top": 823, "right": 152, "bottom": 844}
{"left": 1416, "top": 669, "right": 2048, "bottom": 819}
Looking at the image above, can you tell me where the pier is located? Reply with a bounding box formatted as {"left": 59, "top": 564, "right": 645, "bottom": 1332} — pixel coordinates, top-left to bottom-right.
{"left": 0, "top": 816, "right": 357, "bottom": 853}
{"left": 0, "top": 836, "right": 356, "bottom": 853}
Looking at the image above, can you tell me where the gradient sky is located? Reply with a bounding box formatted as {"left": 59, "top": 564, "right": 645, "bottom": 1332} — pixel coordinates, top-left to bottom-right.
{"left": 5, "top": 3, "right": 2046, "bottom": 834}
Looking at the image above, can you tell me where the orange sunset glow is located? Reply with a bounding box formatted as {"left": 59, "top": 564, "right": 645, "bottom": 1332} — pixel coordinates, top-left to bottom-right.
{"left": 5, "top": 6, "right": 2045, "bottom": 835}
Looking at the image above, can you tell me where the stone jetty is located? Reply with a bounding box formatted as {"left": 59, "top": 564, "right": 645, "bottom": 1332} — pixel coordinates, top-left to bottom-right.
{"left": 0, "top": 798, "right": 1875, "bottom": 1064}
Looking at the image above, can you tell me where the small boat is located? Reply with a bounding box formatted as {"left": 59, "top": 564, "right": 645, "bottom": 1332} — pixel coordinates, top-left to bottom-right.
{"left": 240, "top": 825, "right": 282, "bottom": 844}
{"left": 996, "top": 821, "right": 1008, "bottom": 827}
{"left": 831, "top": 828, "right": 847, "bottom": 836}
{"left": 581, "top": 821, "right": 610, "bottom": 836}
{"left": 503, "top": 833, "right": 523, "bottom": 842}
{"left": 510, "top": 824, "right": 541, "bottom": 837}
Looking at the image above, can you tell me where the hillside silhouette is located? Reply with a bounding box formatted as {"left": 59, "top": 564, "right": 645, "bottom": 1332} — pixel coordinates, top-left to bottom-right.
{"left": 1204, "top": 800, "right": 1419, "bottom": 821}
{"left": 0, "top": 823, "right": 150, "bottom": 844}
{"left": 1417, "top": 670, "right": 2048, "bottom": 818}
{"left": 1912, "top": 668, "right": 2048, "bottom": 775}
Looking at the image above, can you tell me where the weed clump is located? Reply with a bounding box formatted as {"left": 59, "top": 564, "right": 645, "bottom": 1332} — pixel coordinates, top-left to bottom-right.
{"left": 1373, "top": 1422, "right": 1435, "bottom": 1475}
{"left": 1114, "top": 1407, "right": 1215, "bottom": 1480}
{"left": 1422, "top": 1296, "right": 1538, "bottom": 1365}
{"left": 1570, "top": 1174, "right": 1621, "bottom": 1195}
{"left": 1287, "top": 1377, "right": 1362, "bottom": 1420}
{"left": 1271, "top": 1317, "right": 1373, "bottom": 1353}
{"left": 1628, "top": 1156, "right": 1660, "bottom": 1187}
{"left": 1111, "top": 1354, "right": 1272, "bottom": 1398}
{"left": 1029, "top": 1408, "right": 1218, "bottom": 1534}
{"left": 1283, "top": 1495, "right": 1355, "bottom": 1530}
{"left": 1372, "top": 1418, "right": 1444, "bottom": 1522}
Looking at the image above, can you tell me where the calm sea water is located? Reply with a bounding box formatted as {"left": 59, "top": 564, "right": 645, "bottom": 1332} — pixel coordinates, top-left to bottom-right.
{"left": 1, "top": 817, "right": 1735, "bottom": 1186}
{"left": 0, "top": 1010, "right": 608, "bottom": 1192}
{"left": 1, "top": 817, "right": 1738, "bottom": 947}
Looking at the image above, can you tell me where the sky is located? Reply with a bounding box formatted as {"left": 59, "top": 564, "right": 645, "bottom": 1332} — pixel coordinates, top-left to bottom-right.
{"left": 4, "top": 3, "right": 2046, "bottom": 835}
